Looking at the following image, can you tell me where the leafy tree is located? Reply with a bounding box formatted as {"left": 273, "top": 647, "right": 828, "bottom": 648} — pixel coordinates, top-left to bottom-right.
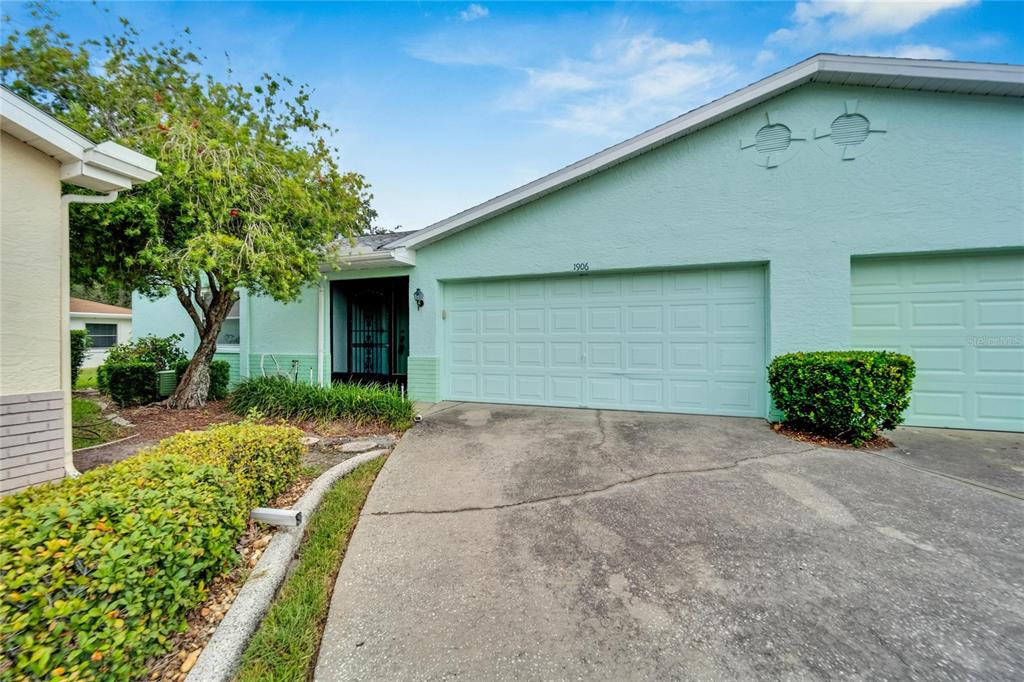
{"left": 2, "top": 5, "right": 376, "bottom": 407}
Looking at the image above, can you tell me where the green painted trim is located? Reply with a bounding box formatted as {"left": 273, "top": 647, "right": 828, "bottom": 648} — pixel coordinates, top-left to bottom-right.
{"left": 407, "top": 356, "right": 440, "bottom": 402}
{"left": 212, "top": 352, "right": 243, "bottom": 388}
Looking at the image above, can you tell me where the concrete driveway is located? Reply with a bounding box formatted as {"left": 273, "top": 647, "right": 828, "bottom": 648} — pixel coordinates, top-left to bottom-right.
{"left": 315, "top": 403, "right": 1024, "bottom": 681}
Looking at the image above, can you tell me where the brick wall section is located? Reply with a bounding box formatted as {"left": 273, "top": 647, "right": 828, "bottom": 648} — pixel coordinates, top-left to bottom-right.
{"left": 1, "top": 390, "right": 65, "bottom": 494}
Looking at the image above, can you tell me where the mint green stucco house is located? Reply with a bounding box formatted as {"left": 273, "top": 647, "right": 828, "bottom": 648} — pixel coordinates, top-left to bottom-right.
{"left": 134, "top": 54, "right": 1024, "bottom": 432}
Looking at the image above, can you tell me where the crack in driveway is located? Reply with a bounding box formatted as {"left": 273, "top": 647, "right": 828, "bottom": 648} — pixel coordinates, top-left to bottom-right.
{"left": 865, "top": 448, "right": 1024, "bottom": 503}
{"left": 367, "top": 446, "right": 822, "bottom": 517}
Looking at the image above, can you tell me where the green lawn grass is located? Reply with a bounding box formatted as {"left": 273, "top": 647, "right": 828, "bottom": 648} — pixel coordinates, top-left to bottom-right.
{"left": 236, "top": 456, "right": 387, "bottom": 682}
{"left": 71, "top": 396, "right": 124, "bottom": 449}
{"left": 75, "top": 366, "right": 99, "bottom": 389}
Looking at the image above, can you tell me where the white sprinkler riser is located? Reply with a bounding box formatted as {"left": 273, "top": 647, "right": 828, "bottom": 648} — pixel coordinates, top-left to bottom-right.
{"left": 185, "top": 448, "right": 390, "bottom": 682}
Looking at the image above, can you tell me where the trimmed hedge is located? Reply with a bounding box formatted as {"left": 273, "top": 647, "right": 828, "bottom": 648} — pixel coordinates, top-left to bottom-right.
{"left": 104, "top": 361, "right": 159, "bottom": 407}
{"left": 175, "top": 359, "right": 231, "bottom": 401}
{"left": 70, "top": 330, "right": 91, "bottom": 388}
{"left": 768, "top": 351, "right": 915, "bottom": 445}
{"left": 0, "top": 455, "right": 245, "bottom": 680}
{"left": 229, "top": 376, "right": 415, "bottom": 430}
{"left": 138, "top": 422, "right": 302, "bottom": 510}
{"left": 0, "top": 421, "right": 303, "bottom": 680}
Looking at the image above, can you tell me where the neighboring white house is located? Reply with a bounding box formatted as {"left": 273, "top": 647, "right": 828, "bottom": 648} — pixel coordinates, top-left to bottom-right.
{"left": 0, "top": 87, "right": 157, "bottom": 495}
{"left": 70, "top": 298, "right": 132, "bottom": 368}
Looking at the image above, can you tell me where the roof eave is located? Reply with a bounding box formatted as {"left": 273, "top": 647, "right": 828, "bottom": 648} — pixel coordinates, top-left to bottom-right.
{"left": 319, "top": 247, "right": 416, "bottom": 272}
{"left": 1, "top": 88, "right": 159, "bottom": 191}
{"left": 390, "top": 54, "right": 1024, "bottom": 251}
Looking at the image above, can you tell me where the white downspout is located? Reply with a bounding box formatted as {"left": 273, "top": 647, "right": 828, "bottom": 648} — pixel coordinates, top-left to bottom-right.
{"left": 317, "top": 280, "right": 325, "bottom": 386}
{"left": 60, "top": 191, "right": 120, "bottom": 477}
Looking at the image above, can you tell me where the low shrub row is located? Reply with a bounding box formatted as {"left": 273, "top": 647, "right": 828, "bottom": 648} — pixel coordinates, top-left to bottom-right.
{"left": 229, "top": 376, "right": 415, "bottom": 430}
{"left": 0, "top": 421, "right": 302, "bottom": 680}
{"left": 768, "top": 350, "right": 915, "bottom": 445}
{"left": 99, "top": 358, "right": 230, "bottom": 408}
{"left": 138, "top": 421, "right": 302, "bottom": 510}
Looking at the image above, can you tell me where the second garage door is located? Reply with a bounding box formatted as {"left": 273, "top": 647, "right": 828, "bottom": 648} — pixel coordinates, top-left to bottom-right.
{"left": 852, "top": 251, "right": 1024, "bottom": 431}
{"left": 442, "top": 265, "right": 767, "bottom": 416}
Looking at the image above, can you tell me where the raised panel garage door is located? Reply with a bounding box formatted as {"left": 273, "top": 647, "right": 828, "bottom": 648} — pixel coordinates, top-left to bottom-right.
{"left": 443, "top": 266, "right": 767, "bottom": 417}
{"left": 851, "top": 251, "right": 1024, "bottom": 431}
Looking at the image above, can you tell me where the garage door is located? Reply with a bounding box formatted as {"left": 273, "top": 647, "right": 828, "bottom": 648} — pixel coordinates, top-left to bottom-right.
{"left": 443, "top": 266, "right": 767, "bottom": 416}
{"left": 852, "top": 251, "right": 1024, "bottom": 431}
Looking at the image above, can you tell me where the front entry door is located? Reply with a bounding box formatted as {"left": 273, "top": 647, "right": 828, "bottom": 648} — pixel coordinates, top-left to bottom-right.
{"left": 348, "top": 289, "right": 392, "bottom": 377}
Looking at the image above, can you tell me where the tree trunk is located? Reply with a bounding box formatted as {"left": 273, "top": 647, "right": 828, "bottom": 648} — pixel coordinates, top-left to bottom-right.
{"left": 167, "top": 284, "right": 235, "bottom": 409}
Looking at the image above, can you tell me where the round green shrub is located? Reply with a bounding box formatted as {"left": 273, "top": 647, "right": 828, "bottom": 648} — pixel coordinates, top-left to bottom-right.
{"left": 0, "top": 455, "right": 245, "bottom": 680}
{"left": 105, "top": 334, "right": 187, "bottom": 371}
{"left": 768, "top": 350, "right": 915, "bottom": 445}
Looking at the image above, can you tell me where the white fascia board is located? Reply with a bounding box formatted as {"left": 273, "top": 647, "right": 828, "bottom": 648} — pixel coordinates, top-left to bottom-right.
{"left": 2, "top": 87, "right": 158, "bottom": 190}
{"left": 391, "top": 53, "right": 1024, "bottom": 251}
{"left": 0, "top": 88, "right": 93, "bottom": 163}
{"left": 85, "top": 142, "right": 159, "bottom": 182}
{"left": 814, "top": 54, "right": 1024, "bottom": 85}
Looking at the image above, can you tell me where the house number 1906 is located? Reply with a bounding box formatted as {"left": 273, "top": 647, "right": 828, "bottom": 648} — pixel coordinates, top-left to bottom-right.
{"left": 573, "top": 262, "right": 590, "bottom": 272}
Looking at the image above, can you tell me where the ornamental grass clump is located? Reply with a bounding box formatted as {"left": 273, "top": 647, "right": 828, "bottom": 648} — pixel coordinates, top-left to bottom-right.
{"left": 768, "top": 350, "right": 915, "bottom": 445}
{"left": 228, "top": 376, "right": 415, "bottom": 430}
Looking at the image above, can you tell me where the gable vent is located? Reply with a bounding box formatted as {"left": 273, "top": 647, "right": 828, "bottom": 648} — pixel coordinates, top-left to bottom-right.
{"left": 831, "top": 114, "right": 870, "bottom": 145}
{"left": 754, "top": 124, "right": 792, "bottom": 153}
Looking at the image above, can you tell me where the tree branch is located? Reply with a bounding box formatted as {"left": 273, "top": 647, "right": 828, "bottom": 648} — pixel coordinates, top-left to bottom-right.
{"left": 192, "top": 279, "right": 210, "bottom": 318}
{"left": 174, "top": 285, "right": 205, "bottom": 334}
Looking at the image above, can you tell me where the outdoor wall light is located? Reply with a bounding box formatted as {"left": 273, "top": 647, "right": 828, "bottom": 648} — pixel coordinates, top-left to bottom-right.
{"left": 413, "top": 288, "right": 424, "bottom": 310}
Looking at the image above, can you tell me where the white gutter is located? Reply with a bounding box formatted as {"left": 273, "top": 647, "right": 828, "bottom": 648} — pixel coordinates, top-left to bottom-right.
{"left": 69, "top": 312, "right": 131, "bottom": 319}
{"left": 61, "top": 191, "right": 121, "bottom": 478}
{"left": 317, "top": 280, "right": 326, "bottom": 386}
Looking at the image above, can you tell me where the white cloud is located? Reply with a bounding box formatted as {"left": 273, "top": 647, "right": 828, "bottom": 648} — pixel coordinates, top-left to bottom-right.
{"left": 754, "top": 49, "right": 776, "bottom": 66}
{"left": 460, "top": 4, "right": 489, "bottom": 23}
{"left": 496, "top": 33, "right": 733, "bottom": 137}
{"left": 877, "top": 43, "right": 953, "bottom": 59}
{"left": 769, "top": 0, "right": 976, "bottom": 44}
{"left": 406, "top": 40, "right": 511, "bottom": 67}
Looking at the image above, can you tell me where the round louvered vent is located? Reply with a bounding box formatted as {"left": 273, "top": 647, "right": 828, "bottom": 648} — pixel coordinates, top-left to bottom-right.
{"left": 754, "top": 124, "right": 791, "bottom": 153}
{"left": 831, "top": 114, "right": 870, "bottom": 145}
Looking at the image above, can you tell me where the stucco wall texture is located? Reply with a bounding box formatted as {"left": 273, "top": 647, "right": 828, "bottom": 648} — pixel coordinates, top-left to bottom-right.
{"left": 1, "top": 132, "right": 63, "bottom": 396}
{"left": 1, "top": 133, "right": 67, "bottom": 493}
{"left": 133, "top": 83, "right": 1024, "bottom": 408}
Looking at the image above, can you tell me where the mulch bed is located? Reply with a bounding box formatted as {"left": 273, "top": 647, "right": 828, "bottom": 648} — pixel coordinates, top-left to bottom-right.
{"left": 120, "top": 400, "right": 240, "bottom": 440}
{"left": 770, "top": 422, "right": 894, "bottom": 450}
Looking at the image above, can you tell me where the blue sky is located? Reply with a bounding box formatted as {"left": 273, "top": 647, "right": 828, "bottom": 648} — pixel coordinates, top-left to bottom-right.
{"left": 5, "top": 1, "right": 1022, "bottom": 231}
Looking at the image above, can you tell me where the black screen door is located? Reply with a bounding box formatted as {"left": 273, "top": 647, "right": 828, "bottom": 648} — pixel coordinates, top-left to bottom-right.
{"left": 348, "top": 289, "right": 391, "bottom": 376}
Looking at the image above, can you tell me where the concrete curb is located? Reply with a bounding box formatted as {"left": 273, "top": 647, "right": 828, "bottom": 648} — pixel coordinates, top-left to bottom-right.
{"left": 186, "top": 448, "right": 390, "bottom": 682}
